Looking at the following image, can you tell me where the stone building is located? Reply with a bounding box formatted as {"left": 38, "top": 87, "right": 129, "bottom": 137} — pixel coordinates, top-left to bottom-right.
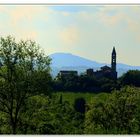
{"left": 57, "top": 70, "right": 78, "bottom": 79}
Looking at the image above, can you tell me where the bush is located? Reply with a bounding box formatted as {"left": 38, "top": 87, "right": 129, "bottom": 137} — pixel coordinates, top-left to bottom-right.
{"left": 74, "top": 98, "right": 86, "bottom": 114}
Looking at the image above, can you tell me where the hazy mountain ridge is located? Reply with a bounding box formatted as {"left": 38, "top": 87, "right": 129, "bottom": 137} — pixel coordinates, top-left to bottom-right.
{"left": 49, "top": 53, "right": 140, "bottom": 78}
{"left": 50, "top": 53, "right": 105, "bottom": 67}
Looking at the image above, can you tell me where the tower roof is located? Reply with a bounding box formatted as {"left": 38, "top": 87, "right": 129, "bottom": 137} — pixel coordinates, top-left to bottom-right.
{"left": 112, "top": 47, "right": 116, "bottom": 54}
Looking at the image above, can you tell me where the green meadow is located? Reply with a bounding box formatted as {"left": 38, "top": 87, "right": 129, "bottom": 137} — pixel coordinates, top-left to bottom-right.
{"left": 53, "top": 92, "right": 110, "bottom": 105}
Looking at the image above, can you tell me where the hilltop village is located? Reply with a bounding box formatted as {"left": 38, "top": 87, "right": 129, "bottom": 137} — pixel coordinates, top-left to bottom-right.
{"left": 57, "top": 47, "right": 117, "bottom": 80}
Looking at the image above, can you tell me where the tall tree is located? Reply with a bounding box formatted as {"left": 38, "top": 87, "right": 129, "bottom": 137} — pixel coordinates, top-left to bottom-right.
{"left": 0, "top": 36, "right": 51, "bottom": 134}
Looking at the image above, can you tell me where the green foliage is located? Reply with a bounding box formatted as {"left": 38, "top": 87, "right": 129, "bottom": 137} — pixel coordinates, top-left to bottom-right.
{"left": 99, "top": 77, "right": 117, "bottom": 92}
{"left": 84, "top": 86, "right": 140, "bottom": 134}
{"left": 120, "top": 70, "right": 140, "bottom": 87}
{"left": 17, "top": 95, "right": 84, "bottom": 134}
{"left": 0, "top": 36, "right": 51, "bottom": 134}
{"left": 53, "top": 72, "right": 117, "bottom": 93}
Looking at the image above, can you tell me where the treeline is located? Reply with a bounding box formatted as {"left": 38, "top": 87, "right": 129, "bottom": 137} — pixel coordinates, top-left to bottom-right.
{"left": 0, "top": 36, "right": 140, "bottom": 134}
{"left": 53, "top": 74, "right": 116, "bottom": 92}
{"left": 53, "top": 69, "right": 140, "bottom": 93}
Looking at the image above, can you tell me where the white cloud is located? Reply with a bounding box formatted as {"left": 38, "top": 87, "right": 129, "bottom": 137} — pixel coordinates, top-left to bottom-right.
{"left": 0, "top": 5, "right": 140, "bottom": 65}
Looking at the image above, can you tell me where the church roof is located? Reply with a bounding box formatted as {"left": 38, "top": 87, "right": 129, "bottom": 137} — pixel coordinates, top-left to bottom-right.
{"left": 101, "top": 65, "right": 111, "bottom": 71}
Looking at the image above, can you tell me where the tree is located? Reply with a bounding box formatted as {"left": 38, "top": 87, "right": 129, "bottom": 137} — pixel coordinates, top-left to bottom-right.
{"left": 0, "top": 36, "right": 51, "bottom": 134}
{"left": 74, "top": 98, "right": 86, "bottom": 114}
{"left": 84, "top": 86, "right": 140, "bottom": 134}
{"left": 59, "top": 94, "right": 63, "bottom": 104}
{"left": 120, "top": 70, "right": 140, "bottom": 87}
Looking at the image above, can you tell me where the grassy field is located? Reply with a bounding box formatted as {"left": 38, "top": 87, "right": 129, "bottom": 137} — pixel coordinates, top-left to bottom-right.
{"left": 53, "top": 92, "right": 110, "bottom": 105}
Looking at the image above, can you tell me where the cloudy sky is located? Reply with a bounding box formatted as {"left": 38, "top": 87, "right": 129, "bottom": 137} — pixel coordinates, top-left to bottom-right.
{"left": 0, "top": 5, "right": 140, "bottom": 66}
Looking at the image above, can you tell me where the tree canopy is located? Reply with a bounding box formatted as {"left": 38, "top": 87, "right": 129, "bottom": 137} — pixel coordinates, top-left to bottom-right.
{"left": 120, "top": 70, "right": 140, "bottom": 87}
{"left": 0, "top": 36, "right": 52, "bottom": 134}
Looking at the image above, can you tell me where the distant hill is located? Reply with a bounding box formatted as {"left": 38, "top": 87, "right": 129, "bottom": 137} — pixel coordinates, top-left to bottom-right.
{"left": 50, "top": 53, "right": 105, "bottom": 67}
{"left": 49, "top": 53, "right": 140, "bottom": 78}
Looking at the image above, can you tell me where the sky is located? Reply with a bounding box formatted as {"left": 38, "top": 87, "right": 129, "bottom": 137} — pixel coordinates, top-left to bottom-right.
{"left": 0, "top": 5, "right": 140, "bottom": 66}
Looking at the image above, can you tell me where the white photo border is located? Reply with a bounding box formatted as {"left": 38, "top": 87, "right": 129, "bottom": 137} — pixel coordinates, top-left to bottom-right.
{"left": 0, "top": 1, "right": 140, "bottom": 140}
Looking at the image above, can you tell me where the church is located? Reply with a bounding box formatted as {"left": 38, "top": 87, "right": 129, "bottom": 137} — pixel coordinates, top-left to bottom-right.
{"left": 58, "top": 47, "right": 117, "bottom": 80}
{"left": 86, "top": 47, "right": 117, "bottom": 80}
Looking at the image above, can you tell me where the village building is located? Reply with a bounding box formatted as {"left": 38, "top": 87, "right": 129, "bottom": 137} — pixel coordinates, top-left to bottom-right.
{"left": 86, "top": 47, "right": 117, "bottom": 80}
{"left": 57, "top": 70, "right": 78, "bottom": 79}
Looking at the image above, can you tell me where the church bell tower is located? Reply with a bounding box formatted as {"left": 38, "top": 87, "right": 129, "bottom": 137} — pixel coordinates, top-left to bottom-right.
{"left": 111, "top": 47, "right": 116, "bottom": 72}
